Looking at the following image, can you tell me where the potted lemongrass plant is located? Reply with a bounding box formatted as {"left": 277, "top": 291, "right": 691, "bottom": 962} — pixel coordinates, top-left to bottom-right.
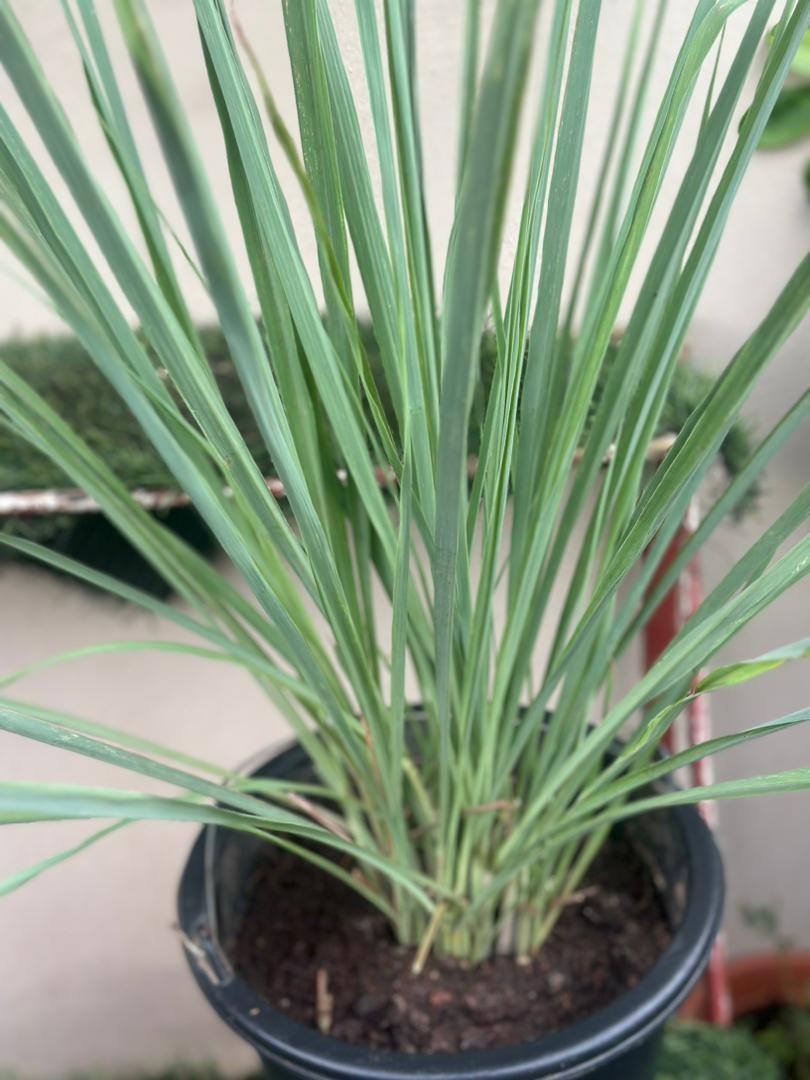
{"left": 1, "top": 1, "right": 810, "bottom": 1077}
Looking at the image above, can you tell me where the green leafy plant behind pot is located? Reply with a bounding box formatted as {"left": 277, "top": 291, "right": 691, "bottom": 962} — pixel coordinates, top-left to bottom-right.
{"left": 0, "top": 0, "right": 809, "bottom": 968}
{"left": 656, "top": 1022, "right": 782, "bottom": 1080}
{"left": 753, "top": 1004, "right": 810, "bottom": 1078}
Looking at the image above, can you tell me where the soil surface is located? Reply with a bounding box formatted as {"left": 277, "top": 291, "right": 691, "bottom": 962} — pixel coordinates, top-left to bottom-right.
{"left": 231, "top": 834, "right": 672, "bottom": 1054}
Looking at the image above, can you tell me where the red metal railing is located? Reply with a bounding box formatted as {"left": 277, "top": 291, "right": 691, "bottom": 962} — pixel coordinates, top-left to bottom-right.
{"left": 644, "top": 501, "right": 732, "bottom": 1026}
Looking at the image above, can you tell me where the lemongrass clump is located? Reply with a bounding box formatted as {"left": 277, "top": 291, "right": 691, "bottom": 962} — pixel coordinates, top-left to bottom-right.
{"left": 0, "top": 0, "right": 809, "bottom": 965}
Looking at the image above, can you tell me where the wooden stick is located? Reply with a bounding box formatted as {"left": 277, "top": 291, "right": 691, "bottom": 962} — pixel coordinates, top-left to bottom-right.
{"left": 0, "top": 435, "right": 679, "bottom": 518}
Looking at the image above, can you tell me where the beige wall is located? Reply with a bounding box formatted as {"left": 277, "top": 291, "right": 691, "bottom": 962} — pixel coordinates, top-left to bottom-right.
{"left": 1, "top": 2, "right": 809, "bottom": 1074}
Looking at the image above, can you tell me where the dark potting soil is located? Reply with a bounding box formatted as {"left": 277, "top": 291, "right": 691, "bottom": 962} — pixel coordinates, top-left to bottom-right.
{"left": 231, "top": 834, "right": 672, "bottom": 1054}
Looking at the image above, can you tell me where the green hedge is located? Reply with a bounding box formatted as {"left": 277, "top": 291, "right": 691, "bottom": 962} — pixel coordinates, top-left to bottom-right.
{"left": 0, "top": 326, "right": 756, "bottom": 596}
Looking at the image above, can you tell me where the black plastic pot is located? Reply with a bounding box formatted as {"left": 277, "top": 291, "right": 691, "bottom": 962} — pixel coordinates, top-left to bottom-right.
{"left": 178, "top": 741, "right": 724, "bottom": 1080}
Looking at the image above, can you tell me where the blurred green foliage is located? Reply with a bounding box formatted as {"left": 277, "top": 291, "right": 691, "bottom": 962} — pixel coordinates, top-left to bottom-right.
{"left": 754, "top": 1004, "right": 810, "bottom": 1078}
{"left": 656, "top": 1021, "right": 782, "bottom": 1080}
{"left": 761, "top": 27, "right": 810, "bottom": 194}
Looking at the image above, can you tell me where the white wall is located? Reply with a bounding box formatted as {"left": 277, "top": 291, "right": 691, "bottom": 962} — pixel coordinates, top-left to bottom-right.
{"left": 1, "top": 1, "right": 809, "bottom": 1074}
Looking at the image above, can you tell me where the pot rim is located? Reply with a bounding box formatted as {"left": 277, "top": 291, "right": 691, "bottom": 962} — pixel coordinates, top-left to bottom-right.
{"left": 178, "top": 740, "right": 725, "bottom": 1080}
